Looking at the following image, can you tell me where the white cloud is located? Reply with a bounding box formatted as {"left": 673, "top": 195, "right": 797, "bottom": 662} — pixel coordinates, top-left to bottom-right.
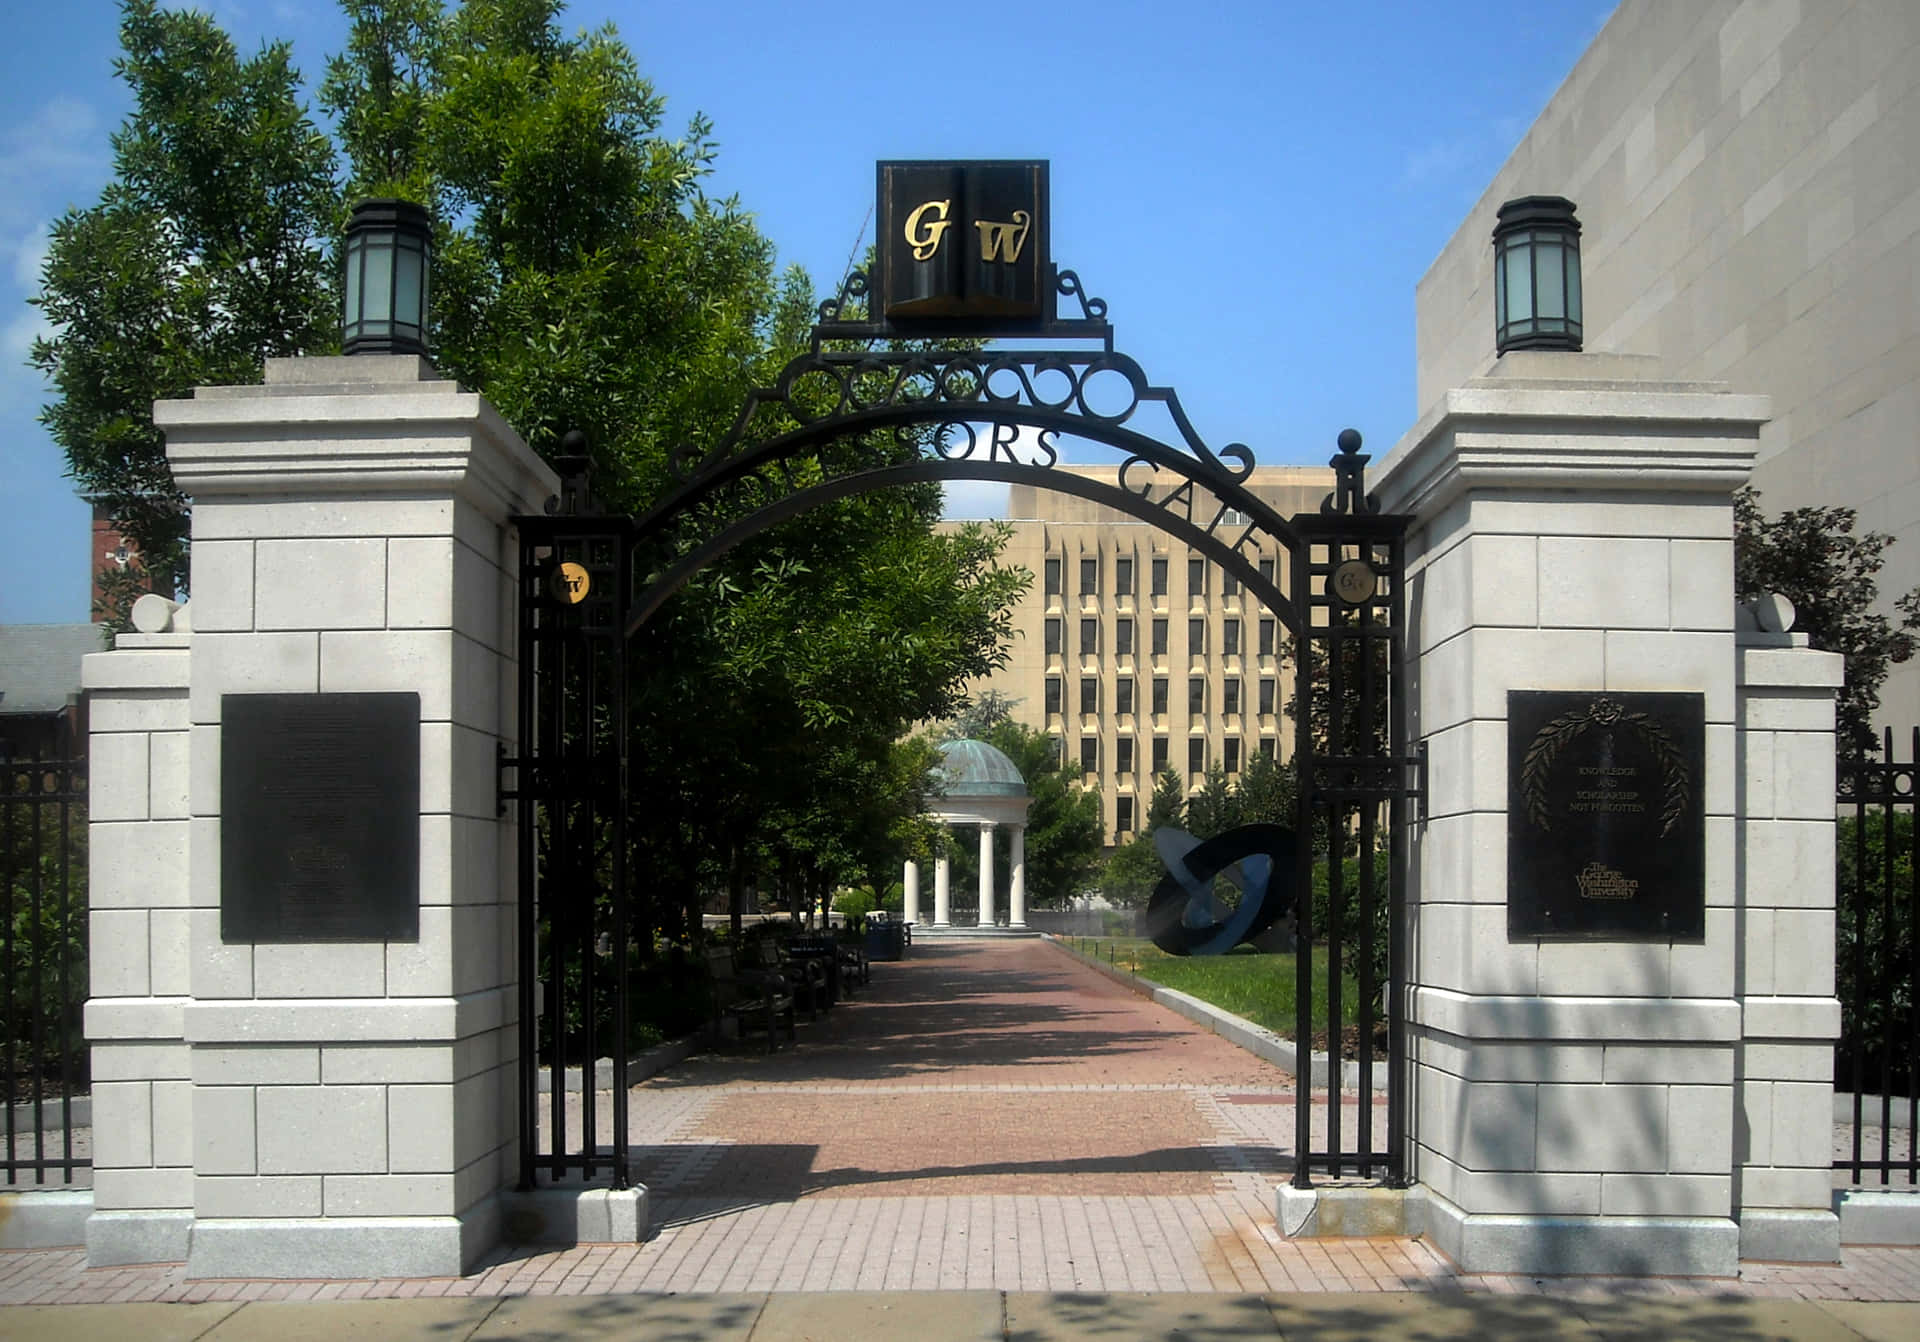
{"left": 940, "top": 480, "right": 1010, "bottom": 520}
{"left": 12, "top": 221, "right": 50, "bottom": 291}
{"left": 0, "top": 98, "right": 105, "bottom": 199}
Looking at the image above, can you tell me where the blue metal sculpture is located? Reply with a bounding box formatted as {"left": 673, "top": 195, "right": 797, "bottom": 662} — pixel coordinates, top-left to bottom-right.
{"left": 1143, "top": 824, "right": 1296, "bottom": 956}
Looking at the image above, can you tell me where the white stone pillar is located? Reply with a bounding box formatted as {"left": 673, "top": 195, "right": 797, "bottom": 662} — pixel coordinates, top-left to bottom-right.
{"left": 1362, "top": 352, "right": 1769, "bottom": 1278}
{"left": 1734, "top": 629, "right": 1845, "bottom": 1262}
{"left": 80, "top": 615, "right": 194, "bottom": 1266}
{"left": 934, "top": 853, "right": 952, "bottom": 927}
{"left": 978, "top": 823, "right": 996, "bottom": 927}
{"left": 903, "top": 860, "right": 920, "bottom": 925}
{"left": 146, "top": 355, "right": 559, "bottom": 1279}
{"left": 1008, "top": 826, "right": 1028, "bottom": 928}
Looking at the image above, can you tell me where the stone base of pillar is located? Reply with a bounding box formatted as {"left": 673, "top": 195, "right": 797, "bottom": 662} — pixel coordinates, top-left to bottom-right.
{"left": 184, "top": 1205, "right": 499, "bottom": 1279}
{"left": 1415, "top": 1187, "right": 1739, "bottom": 1277}
{"left": 85, "top": 1209, "right": 193, "bottom": 1266}
{"left": 499, "top": 1180, "right": 648, "bottom": 1247}
{"left": 1739, "top": 1208, "right": 1840, "bottom": 1263}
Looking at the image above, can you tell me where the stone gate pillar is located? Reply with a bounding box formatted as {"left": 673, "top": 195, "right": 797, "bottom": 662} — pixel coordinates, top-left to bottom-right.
{"left": 82, "top": 355, "right": 558, "bottom": 1278}
{"left": 1373, "top": 352, "right": 1772, "bottom": 1276}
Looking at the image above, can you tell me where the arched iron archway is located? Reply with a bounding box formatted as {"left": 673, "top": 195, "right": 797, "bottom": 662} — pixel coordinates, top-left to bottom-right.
{"left": 503, "top": 265, "right": 1423, "bottom": 1202}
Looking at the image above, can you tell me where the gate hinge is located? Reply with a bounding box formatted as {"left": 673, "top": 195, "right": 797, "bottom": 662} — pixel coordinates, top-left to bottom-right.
{"left": 496, "top": 742, "right": 519, "bottom": 817}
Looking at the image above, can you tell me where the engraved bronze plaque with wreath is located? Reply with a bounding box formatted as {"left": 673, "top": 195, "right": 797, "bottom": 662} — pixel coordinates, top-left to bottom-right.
{"left": 1507, "top": 690, "right": 1705, "bottom": 939}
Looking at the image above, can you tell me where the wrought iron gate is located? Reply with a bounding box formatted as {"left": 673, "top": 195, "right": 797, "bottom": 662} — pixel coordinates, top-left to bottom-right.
{"left": 503, "top": 256, "right": 1419, "bottom": 1192}
{"left": 1835, "top": 727, "right": 1917, "bottom": 1185}
{"left": 2, "top": 729, "right": 90, "bottom": 1186}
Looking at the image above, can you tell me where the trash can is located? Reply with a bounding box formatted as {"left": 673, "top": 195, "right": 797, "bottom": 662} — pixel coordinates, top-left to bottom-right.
{"left": 864, "top": 920, "right": 905, "bottom": 962}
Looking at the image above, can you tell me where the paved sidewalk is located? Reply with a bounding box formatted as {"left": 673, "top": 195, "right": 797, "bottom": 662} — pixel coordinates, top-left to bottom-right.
{"left": 3, "top": 937, "right": 1918, "bottom": 1328}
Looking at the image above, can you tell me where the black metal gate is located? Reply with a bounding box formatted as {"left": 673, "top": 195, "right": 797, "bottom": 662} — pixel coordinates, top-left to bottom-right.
{"left": 503, "top": 262, "right": 1418, "bottom": 1193}
{"left": 1835, "top": 727, "right": 1917, "bottom": 1185}
{"left": 2, "top": 729, "right": 91, "bottom": 1186}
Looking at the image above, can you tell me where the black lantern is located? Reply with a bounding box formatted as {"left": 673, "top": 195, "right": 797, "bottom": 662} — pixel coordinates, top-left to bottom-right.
{"left": 343, "top": 198, "right": 431, "bottom": 356}
{"left": 1493, "top": 196, "right": 1582, "bottom": 354}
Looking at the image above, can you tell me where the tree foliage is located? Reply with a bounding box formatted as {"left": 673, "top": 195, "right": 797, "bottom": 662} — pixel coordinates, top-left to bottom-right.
{"left": 1734, "top": 487, "right": 1920, "bottom": 755}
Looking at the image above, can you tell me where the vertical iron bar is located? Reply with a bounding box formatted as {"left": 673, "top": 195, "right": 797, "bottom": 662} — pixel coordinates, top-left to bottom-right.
{"left": 612, "top": 533, "right": 633, "bottom": 1190}
{"left": 1880, "top": 726, "right": 1895, "bottom": 1184}
{"left": 3, "top": 754, "right": 16, "bottom": 1181}
{"left": 30, "top": 734, "right": 45, "bottom": 1182}
{"left": 58, "top": 750, "right": 74, "bottom": 1177}
{"left": 1326, "top": 588, "right": 1347, "bottom": 1174}
{"left": 1386, "top": 535, "right": 1408, "bottom": 1185}
{"left": 516, "top": 539, "right": 538, "bottom": 1190}
{"left": 1849, "top": 761, "right": 1866, "bottom": 1182}
{"left": 580, "top": 616, "right": 598, "bottom": 1180}
{"left": 548, "top": 629, "right": 569, "bottom": 1182}
{"left": 1908, "top": 726, "right": 1918, "bottom": 1185}
{"left": 1357, "top": 580, "right": 1378, "bottom": 1176}
{"left": 1291, "top": 539, "right": 1316, "bottom": 1190}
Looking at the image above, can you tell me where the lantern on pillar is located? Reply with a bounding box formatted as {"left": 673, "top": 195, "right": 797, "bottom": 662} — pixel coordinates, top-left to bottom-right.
{"left": 1493, "top": 196, "right": 1582, "bottom": 354}
{"left": 342, "top": 198, "right": 431, "bottom": 356}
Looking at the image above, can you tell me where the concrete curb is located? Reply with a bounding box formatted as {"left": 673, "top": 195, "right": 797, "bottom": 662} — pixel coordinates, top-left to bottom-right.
{"left": 1043, "top": 935, "right": 1390, "bottom": 1092}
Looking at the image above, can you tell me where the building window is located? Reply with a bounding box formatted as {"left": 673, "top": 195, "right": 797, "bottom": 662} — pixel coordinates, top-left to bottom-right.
{"left": 1152, "top": 677, "right": 1169, "bottom": 715}
{"left": 1151, "top": 556, "right": 1168, "bottom": 596}
{"left": 1045, "top": 618, "right": 1061, "bottom": 655}
{"left": 1153, "top": 737, "right": 1169, "bottom": 772}
{"left": 1259, "top": 677, "right": 1276, "bottom": 715}
{"left": 1259, "top": 557, "right": 1275, "bottom": 586}
{"left": 1045, "top": 677, "right": 1062, "bottom": 715}
{"left": 1045, "top": 557, "right": 1062, "bottom": 596}
{"left": 1080, "top": 737, "right": 1098, "bottom": 773}
{"left": 1188, "top": 737, "right": 1206, "bottom": 773}
{"left": 1117, "top": 795, "right": 1134, "bottom": 833}
{"left": 1223, "top": 619, "right": 1241, "bottom": 656}
{"left": 1116, "top": 618, "right": 1134, "bottom": 656}
{"left": 1259, "top": 618, "right": 1275, "bottom": 656}
{"left": 1189, "top": 677, "right": 1206, "bottom": 714}
{"left": 1223, "top": 570, "right": 1240, "bottom": 597}
{"left": 1224, "top": 738, "right": 1241, "bottom": 773}
{"left": 1115, "top": 556, "right": 1134, "bottom": 596}
{"left": 1152, "top": 618, "right": 1168, "bottom": 656}
{"left": 1117, "top": 738, "right": 1134, "bottom": 774}
{"left": 1189, "top": 618, "right": 1206, "bottom": 655}
{"left": 1080, "top": 617, "right": 1097, "bottom": 653}
{"left": 1050, "top": 734, "right": 1065, "bottom": 765}
{"left": 1259, "top": 737, "right": 1277, "bottom": 759}
{"left": 1116, "top": 678, "right": 1135, "bottom": 715}
{"left": 1188, "top": 557, "right": 1205, "bottom": 594}
{"left": 1223, "top": 678, "right": 1241, "bottom": 715}
{"left": 1080, "top": 676, "right": 1098, "bottom": 712}
{"left": 1080, "top": 556, "right": 1099, "bottom": 595}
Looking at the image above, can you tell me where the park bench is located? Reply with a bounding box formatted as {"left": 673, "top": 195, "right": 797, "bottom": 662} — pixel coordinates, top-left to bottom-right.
{"left": 706, "top": 945, "right": 796, "bottom": 1052}
{"left": 752, "top": 937, "right": 831, "bottom": 1018}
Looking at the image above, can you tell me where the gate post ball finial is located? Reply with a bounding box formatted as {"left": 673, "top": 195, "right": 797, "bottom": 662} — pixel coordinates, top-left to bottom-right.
{"left": 1337, "top": 427, "right": 1362, "bottom": 455}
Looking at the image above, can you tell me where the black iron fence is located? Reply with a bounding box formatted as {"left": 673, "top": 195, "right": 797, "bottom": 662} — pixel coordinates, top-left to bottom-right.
{"left": 1, "top": 738, "right": 90, "bottom": 1186}
{"left": 1834, "top": 727, "right": 1916, "bottom": 1185}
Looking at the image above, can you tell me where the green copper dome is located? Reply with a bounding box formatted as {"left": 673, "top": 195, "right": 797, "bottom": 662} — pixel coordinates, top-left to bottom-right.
{"left": 936, "top": 739, "right": 1028, "bottom": 798}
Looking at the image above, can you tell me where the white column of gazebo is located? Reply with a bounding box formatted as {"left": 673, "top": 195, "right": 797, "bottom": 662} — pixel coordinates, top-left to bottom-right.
{"left": 903, "top": 738, "right": 1031, "bottom": 929}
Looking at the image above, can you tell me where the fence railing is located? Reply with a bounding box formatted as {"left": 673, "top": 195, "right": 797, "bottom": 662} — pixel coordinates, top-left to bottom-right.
{"left": 2, "top": 742, "right": 90, "bottom": 1186}
{"left": 1834, "top": 726, "right": 1917, "bottom": 1186}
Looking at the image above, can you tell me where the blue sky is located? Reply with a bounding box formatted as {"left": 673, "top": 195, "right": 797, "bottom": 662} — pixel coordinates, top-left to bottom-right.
{"left": 0, "top": 0, "right": 1614, "bottom": 624}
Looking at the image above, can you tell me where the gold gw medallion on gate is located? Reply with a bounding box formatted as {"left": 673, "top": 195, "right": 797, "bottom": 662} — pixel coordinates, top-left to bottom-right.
{"left": 548, "top": 561, "right": 591, "bottom": 605}
{"left": 1330, "top": 559, "right": 1376, "bottom": 606}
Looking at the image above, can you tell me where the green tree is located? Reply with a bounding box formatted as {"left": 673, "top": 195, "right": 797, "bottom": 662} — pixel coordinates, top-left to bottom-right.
{"left": 1735, "top": 486, "right": 1920, "bottom": 756}
{"left": 31, "top": 0, "right": 341, "bottom": 620}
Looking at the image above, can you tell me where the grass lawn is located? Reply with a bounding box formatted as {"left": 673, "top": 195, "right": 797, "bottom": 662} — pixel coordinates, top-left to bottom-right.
{"left": 1064, "top": 936, "right": 1366, "bottom": 1044}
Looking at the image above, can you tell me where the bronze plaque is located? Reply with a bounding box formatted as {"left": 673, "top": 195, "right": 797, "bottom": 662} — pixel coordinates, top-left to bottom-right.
{"left": 1507, "top": 690, "right": 1704, "bottom": 939}
{"left": 221, "top": 692, "right": 420, "bottom": 942}
{"left": 878, "top": 160, "right": 1048, "bottom": 323}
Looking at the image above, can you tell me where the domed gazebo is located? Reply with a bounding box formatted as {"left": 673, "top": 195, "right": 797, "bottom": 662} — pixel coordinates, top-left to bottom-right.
{"left": 905, "top": 739, "right": 1032, "bottom": 929}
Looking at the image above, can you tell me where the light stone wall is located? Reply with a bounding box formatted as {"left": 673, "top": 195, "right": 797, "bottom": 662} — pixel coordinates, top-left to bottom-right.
{"left": 81, "top": 632, "right": 195, "bottom": 1265}
{"left": 1733, "top": 631, "right": 1846, "bottom": 1262}
{"left": 1413, "top": 0, "right": 1920, "bottom": 730}
{"left": 79, "top": 355, "right": 559, "bottom": 1277}
{"left": 1376, "top": 351, "right": 1774, "bottom": 1275}
{"left": 956, "top": 465, "right": 1329, "bottom": 844}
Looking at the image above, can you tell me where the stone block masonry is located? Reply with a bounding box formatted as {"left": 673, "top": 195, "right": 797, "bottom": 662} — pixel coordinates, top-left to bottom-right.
{"left": 81, "top": 356, "right": 557, "bottom": 1277}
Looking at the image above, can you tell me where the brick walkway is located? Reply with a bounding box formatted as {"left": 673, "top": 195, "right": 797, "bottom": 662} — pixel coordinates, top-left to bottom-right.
{"left": 3, "top": 938, "right": 1918, "bottom": 1303}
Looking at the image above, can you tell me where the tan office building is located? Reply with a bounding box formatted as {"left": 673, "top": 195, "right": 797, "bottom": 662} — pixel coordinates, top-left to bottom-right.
{"left": 956, "top": 465, "right": 1332, "bottom": 845}
{"left": 1413, "top": 0, "right": 1920, "bottom": 730}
